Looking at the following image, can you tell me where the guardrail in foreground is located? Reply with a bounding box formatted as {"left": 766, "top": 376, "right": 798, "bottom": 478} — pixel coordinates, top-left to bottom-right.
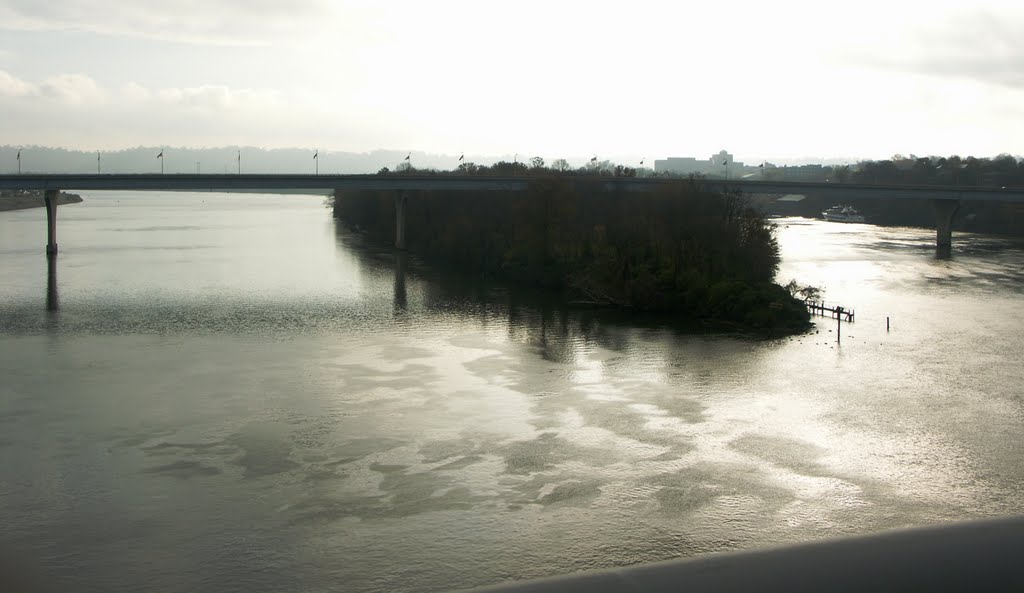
{"left": 457, "top": 516, "right": 1024, "bottom": 593}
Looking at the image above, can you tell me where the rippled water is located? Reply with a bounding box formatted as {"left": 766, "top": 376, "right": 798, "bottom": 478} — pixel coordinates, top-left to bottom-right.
{"left": 2, "top": 192, "right": 1024, "bottom": 592}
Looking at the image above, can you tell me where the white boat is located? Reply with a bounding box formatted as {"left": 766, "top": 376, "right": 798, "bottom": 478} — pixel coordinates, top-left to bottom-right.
{"left": 822, "top": 205, "right": 865, "bottom": 223}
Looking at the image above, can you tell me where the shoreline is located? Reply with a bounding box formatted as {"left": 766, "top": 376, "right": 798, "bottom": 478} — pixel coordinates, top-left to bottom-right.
{"left": 0, "top": 191, "right": 83, "bottom": 212}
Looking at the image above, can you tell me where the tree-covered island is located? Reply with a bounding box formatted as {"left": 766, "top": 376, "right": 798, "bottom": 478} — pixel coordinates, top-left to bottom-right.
{"left": 333, "top": 160, "right": 811, "bottom": 335}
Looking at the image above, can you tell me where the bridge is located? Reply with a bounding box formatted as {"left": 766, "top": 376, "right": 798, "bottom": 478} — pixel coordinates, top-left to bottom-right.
{"left": 3, "top": 174, "right": 1024, "bottom": 258}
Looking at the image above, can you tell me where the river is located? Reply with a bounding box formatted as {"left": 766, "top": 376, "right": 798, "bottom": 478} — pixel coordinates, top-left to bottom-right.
{"left": 2, "top": 191, "right": 1023, "bottom": 592}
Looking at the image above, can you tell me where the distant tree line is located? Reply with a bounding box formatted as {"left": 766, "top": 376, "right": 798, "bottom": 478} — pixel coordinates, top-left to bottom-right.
{"left": 834, "top": 154, "right": 1024, "bottom": 188}
{"left": 334, "top": 177, "right": 810, "bottom": 334}
{"left": 377, "top": 156, "right": 640, "bottom": 178}
{"left": 799, "top": 154, "right": 1024, "bottom": 235}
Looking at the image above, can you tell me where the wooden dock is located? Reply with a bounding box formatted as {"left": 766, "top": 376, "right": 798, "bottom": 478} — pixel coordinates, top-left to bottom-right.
{"left": 806, "top": 301, "right": 854, "bottom": 322}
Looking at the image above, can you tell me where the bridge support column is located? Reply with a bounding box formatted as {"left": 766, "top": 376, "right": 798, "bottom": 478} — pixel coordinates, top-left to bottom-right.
{"left": 394, "top": 190, "right": 408, "bottom": 250}
{"left": 932, "top": 198, "right": 959, "bottom": 258}
{"left": 44, "top": 189, "right": 59, "bottom": 258}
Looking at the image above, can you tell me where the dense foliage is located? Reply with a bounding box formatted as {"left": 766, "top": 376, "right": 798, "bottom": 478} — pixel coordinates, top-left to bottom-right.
{"left": 842, "top": 154, "right": 1024, "bottom": 187}
{"left": 335, "top": 178, "right": 809, "bottom": 333}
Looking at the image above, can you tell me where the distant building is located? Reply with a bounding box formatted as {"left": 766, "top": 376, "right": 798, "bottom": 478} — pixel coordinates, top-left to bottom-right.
{"left": 710, "top": 150, "right": 742, "bottom": 168}
{"left": 654, "top": 157, "right": 703, "bottom": 175}
{"left": 655, "top": 150, "right": 744, "bottom": 177}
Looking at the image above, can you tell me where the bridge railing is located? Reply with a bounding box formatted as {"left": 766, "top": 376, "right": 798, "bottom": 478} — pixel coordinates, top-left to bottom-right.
{"left": 455, "top": 515, "right": 1024, "bottom": 593}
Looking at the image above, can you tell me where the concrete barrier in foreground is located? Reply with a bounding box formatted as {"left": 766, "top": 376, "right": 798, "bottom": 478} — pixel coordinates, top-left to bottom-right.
{"left": 456, "top": 515, "right": 1024, "bottom": 593}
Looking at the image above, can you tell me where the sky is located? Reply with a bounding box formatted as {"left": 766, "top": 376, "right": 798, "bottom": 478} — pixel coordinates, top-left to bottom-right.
{"left": 1, "top": 0, "right": 1023, "bottom": 165}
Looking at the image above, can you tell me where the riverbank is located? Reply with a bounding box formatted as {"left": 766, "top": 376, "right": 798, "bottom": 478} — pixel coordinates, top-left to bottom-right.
{"left": 0, "top": 190, "right": 83, "bottom": 212}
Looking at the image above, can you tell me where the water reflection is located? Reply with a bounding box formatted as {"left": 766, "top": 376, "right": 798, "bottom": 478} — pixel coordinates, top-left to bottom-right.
{"left": 46, "top": 256, "right": 59, "bottom": 312}
{"left": 332, "top": 226, "right": 777, "bottom": 388}
{"left": 393, "top": 251, "right": 407, "bottom": 314}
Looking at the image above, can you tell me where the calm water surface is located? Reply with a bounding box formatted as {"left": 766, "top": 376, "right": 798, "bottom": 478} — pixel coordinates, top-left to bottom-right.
{"left": 2, "top": 192, "right": 1024, "bottom": 592}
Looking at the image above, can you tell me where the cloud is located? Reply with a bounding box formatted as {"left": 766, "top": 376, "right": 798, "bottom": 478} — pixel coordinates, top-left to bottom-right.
{"left": 849, "top": 8, "right": 1024, "bottom": 89}
{"left": 0, "top": 71, "right": 405, "bottom": 151}
{"left": 39, "top": 73, "right": 104, "bottom": 103}
{"left": 0, "top": 69, "right": 103, "bottom": 102}
{"left": 0, "top": 69, "right": 33, "bottom": 96}
{"left": 0, "top": 0, "right": 347, "bottom": 45}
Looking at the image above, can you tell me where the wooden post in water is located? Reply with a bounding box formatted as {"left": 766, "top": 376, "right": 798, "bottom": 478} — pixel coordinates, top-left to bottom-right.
{"left": 887, "top": 316, "right": 890, "bottom": 331}
{"left": 836, "top": 306, "right": 843, "bottom": 343}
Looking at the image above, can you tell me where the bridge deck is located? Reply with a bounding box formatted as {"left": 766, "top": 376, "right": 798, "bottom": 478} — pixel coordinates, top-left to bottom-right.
{"left": 1, "top": 174, "right": 1024, "bottom": 202}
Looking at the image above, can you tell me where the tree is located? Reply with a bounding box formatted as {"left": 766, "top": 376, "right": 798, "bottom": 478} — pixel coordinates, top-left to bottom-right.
{"left": 585, "top": 159, "right": 615, "bottom": 176}
{"left": 551, "top": 158, "right": 570, "bottom": 172}
{"left": 490, "top": 160, "right": 528, "bottom": 176}
{"left": 530, "top": 156, "right": 545, "bottom": 170}
{"left": 831, "top": 165, "right": 851, "bottom": 183}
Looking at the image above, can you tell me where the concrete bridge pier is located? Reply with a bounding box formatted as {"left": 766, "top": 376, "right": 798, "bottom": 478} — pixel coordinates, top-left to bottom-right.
{"left": 44, "top": 189, "right": 59, "bottom": 258}
{"left": 394, "top": 190, "right": 409, "bottom": 250}
{"left": 932, "top": 198, "right": 960, "bottom": 258}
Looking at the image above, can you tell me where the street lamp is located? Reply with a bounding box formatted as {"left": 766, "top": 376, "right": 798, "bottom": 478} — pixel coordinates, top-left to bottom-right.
{"left": 97, "top": 151, "right": 101, "bottom": 174}
{"left": 16, "top": 148, "right": 21, "bottom": 174}
{"left": 237, "top": 150, "right": 241, "bottom": 174}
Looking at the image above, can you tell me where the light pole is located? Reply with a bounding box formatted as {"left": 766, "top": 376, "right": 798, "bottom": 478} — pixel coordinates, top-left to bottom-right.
{"left": 237, "top": 150, "right": 241, "bottom": 174}
{"left": 97, "top": 151, "right": 101, "bottom": 174}
{"left": 157, "top": 149, "right": 164, "bottom": 174}
{"left": 196, "top": 162, "right": 200, "bottom": 174}
{"left": 314, "top": 149, "right": 318, "bottom": 175}
{"left": 16, "top": 148, "right": 21, "bottom": 174}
